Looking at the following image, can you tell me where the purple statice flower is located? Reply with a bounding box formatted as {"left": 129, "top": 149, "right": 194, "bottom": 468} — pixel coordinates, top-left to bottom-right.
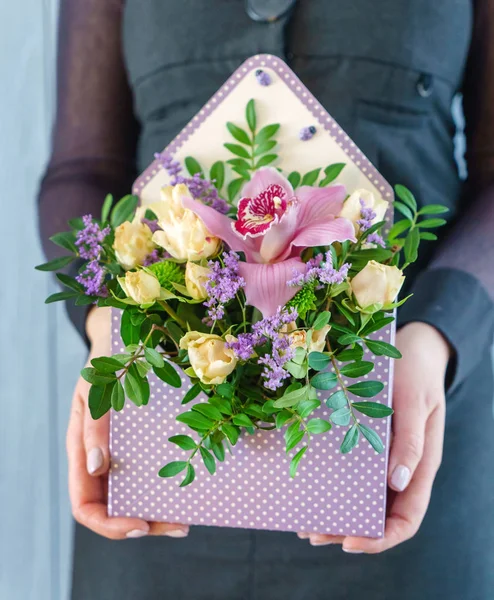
{"left": 288, "top": 252, "right": 349, "bottom": 288}
{"left": 140, "top": 217, "right": 161, "bottom": 233}
{"left": 203, "top": 251, "right": 245, "bottom": 325}
{"left": 142, "top": 249, "right": 162, "bottom": 266}
{"left": 356, "top": 198, "right": 377, "bottom": 232}
{"left": 76, "top": 260, "right": 108, "bottom": 297}
{"left": 75, "top": 214, "right": 110, "bottom": 261}
{"left": 227, "top": 333, "right": 256, "bottom": 361}
{"left": 317, "top": 252, "right": 350, "bottom": 285}
{"left": 366, "top": 232, "right": 386, "bottom": 248}
{"left": 255, "top": 69, "right": 272, "bottom": 86}
{"left": 299, "top": 125, "right": 317, "bottom": 141}
{"left": 154, "top": 151, "right": 230, "bottom": 214}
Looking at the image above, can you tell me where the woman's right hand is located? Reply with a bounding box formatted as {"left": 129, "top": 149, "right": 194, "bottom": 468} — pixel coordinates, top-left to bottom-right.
{"left": 66, "top": 307, "right": 190, "bottom": 540}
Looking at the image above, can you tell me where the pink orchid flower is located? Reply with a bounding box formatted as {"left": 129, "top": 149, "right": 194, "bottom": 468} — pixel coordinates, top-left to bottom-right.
{"left": 182, "top": 167, "right": 356, "bottom": 316}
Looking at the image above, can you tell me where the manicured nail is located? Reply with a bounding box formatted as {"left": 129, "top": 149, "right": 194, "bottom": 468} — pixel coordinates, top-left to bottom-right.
{"left": 310, "top": 537, "right": 335, "bottom": 546}
{"left": 87, "top": 447, "right": 103, "bottom": 474}
{"left": 297, "top": 532, "right": 310, "bottom": 539}
{"left": 342, "top": 547, "right": 364, "bottom": 554}
{"left": 164, "top": 529, "right": 189, "bottom": 538}
{"left": 391, "top": 464, "right": 411, "bottom": 491}
{"left": 126, "top": 528, "right": 149, "bottom": 538}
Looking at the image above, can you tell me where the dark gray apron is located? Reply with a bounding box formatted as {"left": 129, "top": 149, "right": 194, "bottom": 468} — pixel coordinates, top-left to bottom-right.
{"left": 72, "top": 2, "right": 494, "bottom": 598}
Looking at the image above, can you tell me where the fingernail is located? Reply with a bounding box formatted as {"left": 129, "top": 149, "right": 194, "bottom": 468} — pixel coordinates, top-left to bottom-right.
{"left": 310, "top": 536, "right": 335, "bottom": 546}
{"left": 297, "top": 532, "right": 310, "bottom": 539}
{"left": 126, "top": 528, "right": 149, "bottom": 538}
{"left": 342, "top": 547, "right": 364, "bottom": 554}
{"left": 87, "top": 447, "right": 103, "bottom": 474}
{"left": 164, "top": 529, "right": 188, "bottom": 538}
{"left": 391, "top": 464, "right": 411, "bottom": 491}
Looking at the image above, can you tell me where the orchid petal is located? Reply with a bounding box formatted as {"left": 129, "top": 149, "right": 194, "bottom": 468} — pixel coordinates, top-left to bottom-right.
{"left": 181, "top": 194, "right": 260, "bottom": 260}
{"left": 296, "top": 184, "right": 347, "bottom": 226}
{"left": 241, "top": 167, "right": 294, "bottom": 200}
{"left": 289, "top": 217, "right": 356, "bottom": 256}
{"left": 259, "top": 205, "right": 299, "bottom": 263}
{"left": 238, "top": 258, "right": 306, "bottom": 317}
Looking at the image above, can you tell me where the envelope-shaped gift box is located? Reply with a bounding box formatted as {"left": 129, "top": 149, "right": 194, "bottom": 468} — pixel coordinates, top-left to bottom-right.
{"left": 108, "top": 54, "right": 395, "bottom": 538}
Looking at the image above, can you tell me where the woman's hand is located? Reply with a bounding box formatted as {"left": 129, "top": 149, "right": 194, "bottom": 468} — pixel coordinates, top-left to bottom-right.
{"left": 66, "top": 307, "right": 189, "bottom": 540}
{"left": 300, "top": 322, "right": 450, "bottom": 552}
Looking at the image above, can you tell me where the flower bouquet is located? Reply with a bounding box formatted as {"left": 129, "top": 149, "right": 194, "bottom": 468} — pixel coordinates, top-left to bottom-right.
{"left": 37, "top": 55, "right": 447, "bottom": 535}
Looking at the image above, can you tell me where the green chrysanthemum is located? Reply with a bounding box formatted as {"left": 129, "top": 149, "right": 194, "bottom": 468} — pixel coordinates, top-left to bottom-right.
{"left": 286, "top": 283, "right": 318, "bottom": 320}
{"left": 146, "top": 260, "right": 185, "bottom": 291}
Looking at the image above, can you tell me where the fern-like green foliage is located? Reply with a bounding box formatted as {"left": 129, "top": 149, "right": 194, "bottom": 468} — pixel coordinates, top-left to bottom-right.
{"left": 147, "top": 260, "right": 185, "bottom": 290}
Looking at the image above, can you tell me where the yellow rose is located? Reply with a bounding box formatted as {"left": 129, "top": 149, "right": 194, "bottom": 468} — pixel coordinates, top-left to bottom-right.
{"left": 113, "top": 207, "right": 156, "bottom": 270}
{"left": 281, "top": 322, "right": 331, "bottom": 353}
{"left": 185, "top": 262, "right": 210, "bottom": 300}
{"left": 339, "top": 188, "right": 389, "bottom": 232}
{"left": 350, "top": 260, "right": 405, "bottom": 309}
{"left": 150, "top": 184, "right": 220, "bottom": 261}
{"left": 118, "top": 270, "right": 161, "bottom": 305}
{"left": 179, "top": 332, "right": 238, "bottom": 385}
{"left": 309, "top": 325, "right": 331, "bottom": 352}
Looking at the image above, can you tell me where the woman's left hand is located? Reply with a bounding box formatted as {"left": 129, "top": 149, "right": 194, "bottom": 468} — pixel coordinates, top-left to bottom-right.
{"left": 300, "top": 322, "right": 450, "bottom": 552}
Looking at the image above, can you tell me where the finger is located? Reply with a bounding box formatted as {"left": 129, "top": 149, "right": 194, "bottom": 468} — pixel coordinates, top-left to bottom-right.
{"left": 297, "top": 532, "right": 344, "bottom": 545}
{"left": 387, "top": 392, "right": 427, "bottom": 493}
{"left": 343, "top": 403, "right": 445, "bottom": 554}
{"left": 83, "top": 394, "right": 111, "bottom": 476}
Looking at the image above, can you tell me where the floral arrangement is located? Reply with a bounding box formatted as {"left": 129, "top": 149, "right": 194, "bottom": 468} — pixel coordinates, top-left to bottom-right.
{"left": 37, "top": 100, "right": 447, "bottom": 486}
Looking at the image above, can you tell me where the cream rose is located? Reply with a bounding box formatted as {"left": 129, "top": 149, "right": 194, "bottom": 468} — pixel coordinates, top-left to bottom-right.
{"left": 309, "top": 324, "right": 331, "bottom": 352}
{"left": 350, "top": 260, "right": 405, "bottom": 309}
{"left": 281, "top": 323, "right": 331, "bottom": 353}
{"left": 113, "top": 207, "right": 156, "bottom": 270}
{"left": 179, "top": 332, "right": 238, "bottom": 385}
{"left": 118, "top": 270, "right": 161, "bottom": 305}
{"left": 185, "top": 262, "right": 210, "bottom": 300}
{"left": 339, "top": 188, "right": 389, "bottom": 232}
{"left": 150, "top": 184, "right": 220, "bottom": 261}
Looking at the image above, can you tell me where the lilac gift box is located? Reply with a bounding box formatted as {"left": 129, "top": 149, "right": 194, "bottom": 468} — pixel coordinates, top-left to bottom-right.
{"left": 108, "top": 54, "right": 395, "bottom": 538}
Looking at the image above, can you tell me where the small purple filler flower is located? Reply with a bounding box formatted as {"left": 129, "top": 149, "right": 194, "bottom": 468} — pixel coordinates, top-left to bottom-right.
{"left": 255, "top": 69, "right": 272, "bottom": 86}
{"left": 288, "top": 252, "right": 349, "bottom": 288}
{"left": 299, "top": 125, "right": 317, "bottom": 141}
{"left": 76, "top": 260, "right": 108, "bottom": 297}
{"left": 356, "top": 198, "right": 377, "bottom": 232}
{"left": 203, "top": 252, "right": 245, "bottom": 325}
{"left": 75, "top": 214, "right": 110, "bottom": 261}
{"left": 366, "top": 232, "right": 386, "bottom": 248}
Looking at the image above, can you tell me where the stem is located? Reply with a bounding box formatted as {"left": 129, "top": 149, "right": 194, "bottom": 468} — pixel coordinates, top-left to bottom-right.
{"left": 286, "top": 408, "right": 311, "bottom": 438}
{"left": 327, "top": 339, "right": 359, "bottom": 428}
{"left": 158, "top": 300, "right": 187, "bottom": 328}
{"left": 116, "top": 326, "right": 157, "bottom": 380}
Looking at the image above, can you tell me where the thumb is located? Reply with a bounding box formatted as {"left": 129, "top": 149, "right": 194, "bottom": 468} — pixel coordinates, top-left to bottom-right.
{"left": 83, "top": 389, "right": 111, "bottom": 476}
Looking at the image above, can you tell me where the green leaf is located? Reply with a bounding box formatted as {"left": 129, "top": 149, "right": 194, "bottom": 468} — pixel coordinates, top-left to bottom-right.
{"left": 81, "top": 367, "right": 116, "bottom": 386}
{"left": 222, "top": 423, "right": 240, "bottom": 445}
{"left": 340, "top": 424, "right": 360, "bottom": 454}
{"left": 326, "top": 390, "right": 347, "bottom": 410}
{"left": 352, "top": 401, "right": 393, "bottom": 418}
{"left": 232, "top": 413, "right": 254, "bottom": 428}
{"left": 255, "top": 154, "right": 277, "bottom": 168}
{"left": 388, "top": 219, "right": 412, "bottom": 241}
{"left": 199, "top": 447, "right": 216, "bottom": 475}
{"left": 404, "top": 227, "right": 420, "bottom": 264}
{"left": 394, "top": 201, "right": 414, "bottom": 221}
{"left": 394, "top": 184, "right": 417, "bottom": 212}
{"left": 56, "top": 272, "right": 84, "bottom": 292}
{"left": 276, "top": 410, "right": 293, "bottom": 428}
{"left": 420, "top": 232, "right": 438, "bottom": 241}
{"left": 340, "top": 361, "right": 374, "bottom": 378}
{"left": 287, "top": 171, "right": 301, "bottom": 188}
{"left": 111, "top": 380, "right": 125, "bottom": 411}
{"left": 418, "top": 218, "right": 447, "bottom": 229}
{"left": 254, "top": 140, "right": 277, "bottom": 156}
{"left": 210, "top": 161, "right": 225, "bottom": 190}
{"left": 335, "top": 301, "right": 356, "bottom": 326}
{"left": 177, "top": 411, "right": 214, "bottom": 431}
{"left": 75, "top": 294, "right": 98, "bottom": 306}
{"left": 273, "top": 385, "right": 309, "bottom": 408}
{"left": 254, "top": 123, "right": 279, "bottom": 144}
{"left": 169, "top": 434, "right": 197, "bottom": 450}
{"left": 227, "top": 177, "right": 244, "bottom": 202}
{"left": 418, "top": 204, "right": 449, "bottom": 215}
{"left": 330, "top": 406, "right": 351, "bottom": 426}
{"left": 338, "top": 333, "right": 361, "bottom": 346}
{"left": 45, "top": 290, "right": 79, "bottom": 304}
{"left": 297, "top": 398, "right": 321, "bottom": 418}
{"left": 159, "top": 461, "right": 188, "bottom": 478}
{"left": 192, "top": 403, "right": 224, "bottom": 421}
{"left": 290, "top": 446, "right": 308, "bottom": 478}
{"left": 359, "top": 424, "right": 384, "bottom": 453}
{"left": 216, "top": 382, "right": 234, "bottom": 399}
{"left": 49, "top": 231, "right": 77, "bottom": 253}
{"left": 153, "top": 362, "right": 182, "bottom": 388}
{"left": 101, "top": 193, "right": 113, "bottom": 223}
{"left": 144, "top": 347, "right": 165, "bottom": 368}
{"left": 124, "top": 364, "right": 150, "bottom": 406}
{"left": 285, "top": 360, "right": 307, "bottom": 379}
{"left": 35, "top": 255, "right": 74, "bottom": 271}
{"left": 88, "top": 384, "right": 113, "bottom": 419}
{"left": 182, "top": 383, "right": 202, "bottom": 404}
{"left": 308, "top": 352, "right": 331, "bottom": 371}
{"left": 211, "top": 441, "right": 226, "bottom": 462}
{"left": 110, "top": 194, "right": 139, "bottom": 228}
{"left": 311, "top": 372, "right": 337, "bottom": 390}
{"left": 226, "top": 157, "right": 251, "bottom": 169}
{"left": 336, "top": 346, "right": 364, "bottom": 362}
{"left": 359, "top": 316, "right": 395, "bottom": 338}
{"left": 184, "top": 156, "right": 203, "bottom": 177}
{"left": 313, "top": 311, "right": 331, "bottom": 330}
{"left": 246, "top": 99, "right": 257, "bottom": 132}
{"left": 226, "top": 122, "right": 251, "bottom": 145}
{"left": 91, "top": 356, "right": 125, "bottom": 373}
{"left": 180, "top": 463, "right": 196, "bottom": 487}
{"left": 347, "top": 380, "right": 384, "bottom": 398}
{"left": 365, "top": 339, "right": 402, "bottom": 359}
{"left": 307, "top": 418, "right": 332, "bottom": 434}
{"left": 320, "top": 163, "right": 345, "bottom": 185}
{"left": 224, "top": 143, "right": 251, "bottom": 159}
{"left": 209, "top": 396, "right": 233, "bottom": 415}
{"left": 301, "top": 168, "right": 321, "bottom": 186}
{"left": 120, "top": 310, "right": 140, "bottom": 346}
{"left": 286, "top": 430, "right": 305, "bottom": 452}
{"left": 135, "top": 359, "right": 151, "bottom": 378}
